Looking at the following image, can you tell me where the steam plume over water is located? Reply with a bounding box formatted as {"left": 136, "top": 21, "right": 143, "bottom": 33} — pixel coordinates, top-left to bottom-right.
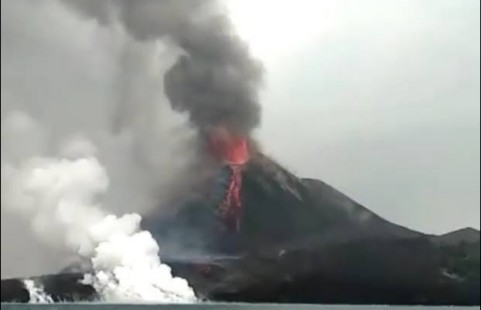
{"left": 1, "top": 0, "right": 263, "bottom": 301}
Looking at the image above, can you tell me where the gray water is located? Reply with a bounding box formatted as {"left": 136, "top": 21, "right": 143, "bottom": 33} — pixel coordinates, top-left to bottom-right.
{"left": 1, "top": 304, "right": 479, "bottom": 310}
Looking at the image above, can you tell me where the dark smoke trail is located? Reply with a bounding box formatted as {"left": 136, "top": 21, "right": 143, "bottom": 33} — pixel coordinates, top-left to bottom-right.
{"left": 164, "top": 13, "right": 263, "bottom": 135}
{"left": 65, "top": 0, "right": 264, "bottom": 136}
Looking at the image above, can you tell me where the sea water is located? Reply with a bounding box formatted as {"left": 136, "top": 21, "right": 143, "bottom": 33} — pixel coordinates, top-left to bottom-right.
{"left": 0, "top": 304, "right": 479, "bottom": 310}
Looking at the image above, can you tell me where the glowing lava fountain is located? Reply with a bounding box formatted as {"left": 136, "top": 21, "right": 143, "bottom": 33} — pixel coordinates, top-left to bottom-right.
{"left": 206, "top": 125, "right": 250, "bottom": 231}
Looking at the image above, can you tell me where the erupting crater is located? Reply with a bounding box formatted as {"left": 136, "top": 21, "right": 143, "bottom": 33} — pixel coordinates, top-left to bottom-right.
{"left": 206, "top": 125, "right": 250, "bottom": 231}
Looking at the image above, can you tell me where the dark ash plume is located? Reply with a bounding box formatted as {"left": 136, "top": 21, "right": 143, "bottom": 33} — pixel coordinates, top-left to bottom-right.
{"left": 164, "top": 12, "right": 263, "bottom": 135}
{"left": 65, "top": 0, "right": 264, "bottom": 136}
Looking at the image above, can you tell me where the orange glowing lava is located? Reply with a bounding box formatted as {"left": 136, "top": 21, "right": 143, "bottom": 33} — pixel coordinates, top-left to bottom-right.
{"left": 207, "top": 126, "right": 249, "bottom": 165}
{"left": 207, "top": 125, "right": 249, "bottom": 231}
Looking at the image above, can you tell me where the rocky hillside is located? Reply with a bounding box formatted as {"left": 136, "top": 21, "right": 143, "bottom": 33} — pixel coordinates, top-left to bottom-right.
{"left": 2, "top": 153, "right": 479, "bottom": 305}
{"left": 144, "top": 153, "right": 421, "bottom": 257}
{"left": 145, "top": 153, "right": 479, "bottom": 304}
{"left": 433, "top": 227, "right": 480, "bottom": 246}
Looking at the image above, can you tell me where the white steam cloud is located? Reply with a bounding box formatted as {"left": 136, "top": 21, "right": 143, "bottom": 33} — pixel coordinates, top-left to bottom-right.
{"left": 23, "top": 280, "right": 53, "bottom": 303}
{"left": 1, "top": 0, "right": 201, "bottom": 278}
{"left": 2, "top": 130, "right": 196, "bottom": 302}
{"left": 1, "top": 0, "right": 207, "bottom": 302}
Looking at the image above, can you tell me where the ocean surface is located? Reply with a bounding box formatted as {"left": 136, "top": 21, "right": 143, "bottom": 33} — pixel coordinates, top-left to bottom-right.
{"left": 0, "top": 304, "right": 479, "bottom": 310}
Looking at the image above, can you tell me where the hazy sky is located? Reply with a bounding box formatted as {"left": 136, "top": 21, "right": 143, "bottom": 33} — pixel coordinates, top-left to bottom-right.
{"left": 228, "top": 0, "right": 480, "bottom": 234}
{"left": 0, "top": 0, "right": 479, "bottom": 279}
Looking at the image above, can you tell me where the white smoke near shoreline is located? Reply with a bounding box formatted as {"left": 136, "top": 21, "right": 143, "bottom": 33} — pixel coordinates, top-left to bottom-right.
{"left": 1, "top": 0, "right": 257, "bottom": 289}
{"left": 1, "top": 0, "right": 199, "bottom": 278}
{"left": 2, "top": 130, "right": 196, "bottom": 302}
{"left": 23, "top": 280, "right": 53, "bottom": 303}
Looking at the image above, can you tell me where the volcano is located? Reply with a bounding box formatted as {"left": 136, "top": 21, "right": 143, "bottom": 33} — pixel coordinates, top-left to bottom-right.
{"left": 204, "top": 125, "right": 250, "bottom": 232}
{"left": 1, "top": 153, "right": 480, "bottom": 305}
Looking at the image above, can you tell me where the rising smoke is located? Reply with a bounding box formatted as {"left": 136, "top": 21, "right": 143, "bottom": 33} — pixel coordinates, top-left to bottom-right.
{"left": 1, "top": 0, "right": 262, "bottom": 302}
{"left": 2, "top": 135, "right": 196, "bottom": 302}
{"left": 64, "top": 0, "right": 264, "bottom": 134}
{"left": 1, "top": 0, "right": 196, "bottom": 279}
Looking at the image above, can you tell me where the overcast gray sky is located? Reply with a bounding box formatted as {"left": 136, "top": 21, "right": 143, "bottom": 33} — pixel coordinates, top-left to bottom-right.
{"left": 0, "top": 0, "right": 479, "bottom": 279}
{"left": 232, "top": 0, "right": 480, "bottom": 234}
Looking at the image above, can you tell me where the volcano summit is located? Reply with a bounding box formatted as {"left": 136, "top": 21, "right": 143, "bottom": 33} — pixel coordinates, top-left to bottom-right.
{"left": 2, "top": 152, "right": 479, "bottom": 305}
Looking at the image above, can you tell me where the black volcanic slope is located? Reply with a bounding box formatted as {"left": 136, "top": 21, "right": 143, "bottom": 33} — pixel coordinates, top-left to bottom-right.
{"left": 240, "top": 155, "right": 421, "bottom": 245}
{"left": 433, "top": 227, "right": 481, "bottom": 245}
{"left": 145, "top": 153, "right": 421, "bottom": 256}
{"left": 2, "top": 153, "right": 480, "bottom": 305}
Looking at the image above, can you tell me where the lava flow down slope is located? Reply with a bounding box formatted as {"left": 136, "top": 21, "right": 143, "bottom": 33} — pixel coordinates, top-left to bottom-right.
{"left": 2, "top": 151, "right": 479, "bottom": 305}
{"left": 144, "top": 152, "right": 480, "bottom": 305}
{"left": 205, "top": 125, "right": 250, "bottom": 232}
{"left": 1, "top": 0, "right": 479, "bottom": 305}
